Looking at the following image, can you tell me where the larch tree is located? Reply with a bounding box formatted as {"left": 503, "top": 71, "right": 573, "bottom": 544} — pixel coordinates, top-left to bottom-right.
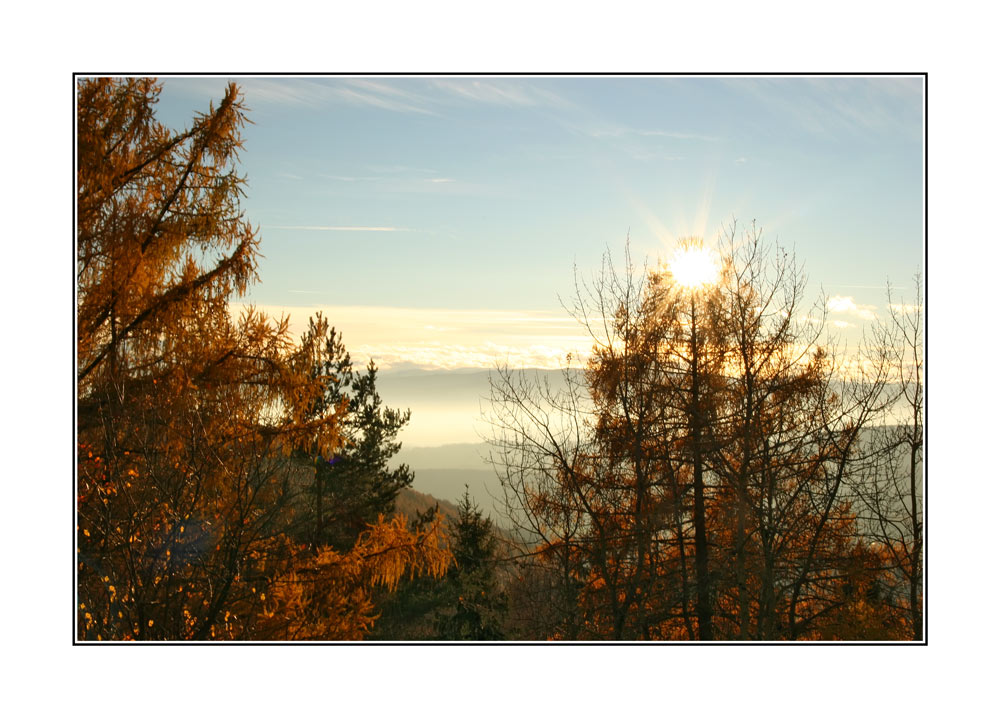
{"left": 488, "top": 225, "right": 908, "bottom": 641}
{"left": 701, "top": 224, "right": 897, "bottom": 639}
{"left": 489, "top": 247, "right": 697, "bottom": 640}
{"left": 293, "top": 313, "right": 416, "bottom": 554}
{"left": 852, "top": 277, "right": 924, "bottom": 640}
{"left": 76, "top": 78, "right": 449, "bottom": 641}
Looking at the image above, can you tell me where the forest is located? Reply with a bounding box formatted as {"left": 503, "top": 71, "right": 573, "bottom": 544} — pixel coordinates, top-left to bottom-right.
{"left": 76, "top": 77, "right": 923, "bottom": 642}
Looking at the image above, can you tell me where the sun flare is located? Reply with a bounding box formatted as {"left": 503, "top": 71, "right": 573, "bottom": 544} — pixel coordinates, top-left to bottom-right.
{"left": 670, "top": 244, "right": 719, "bottom": 288}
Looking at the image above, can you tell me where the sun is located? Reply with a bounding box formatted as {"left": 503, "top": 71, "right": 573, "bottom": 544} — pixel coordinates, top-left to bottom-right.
{"left": 669, "top": 243, "right": 719, "bottom": 289}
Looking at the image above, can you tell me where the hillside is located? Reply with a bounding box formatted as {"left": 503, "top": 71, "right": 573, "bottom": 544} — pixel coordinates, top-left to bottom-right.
{"left": 393, "top": 442, "right": 509, "bottom": 523}
{"left": 394, "top": 487, "right": 460, "bottom": 525}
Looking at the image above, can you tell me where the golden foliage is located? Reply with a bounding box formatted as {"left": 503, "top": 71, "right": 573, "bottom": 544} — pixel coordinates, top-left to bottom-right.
{"left": 76, "top": 78, "right": 447, "bottom": 642}
{"left": 257, "top": 513, "right": 452, "bottom": 640}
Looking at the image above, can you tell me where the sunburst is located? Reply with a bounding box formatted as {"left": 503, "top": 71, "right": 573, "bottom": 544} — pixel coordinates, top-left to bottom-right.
{"left": 670, "top": 242, "right": 719, "bottom": 288}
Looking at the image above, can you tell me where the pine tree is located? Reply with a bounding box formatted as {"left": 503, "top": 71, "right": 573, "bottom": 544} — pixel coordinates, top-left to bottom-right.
{"left": 294, "top": 313, "right": 415, "bottom": 553}
{"left": 435, "top": 488, "right": 507, "bottom": 640}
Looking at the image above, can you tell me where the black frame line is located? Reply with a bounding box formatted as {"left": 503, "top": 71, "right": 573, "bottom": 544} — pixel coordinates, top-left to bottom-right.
{"left": 72, "top": 71, "right": 928, "bottom": 647}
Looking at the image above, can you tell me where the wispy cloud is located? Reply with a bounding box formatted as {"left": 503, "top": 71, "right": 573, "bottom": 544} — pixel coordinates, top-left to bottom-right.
{"left": 229, "top": 77, "right": 435, "bottom": 114}
{"left": 314, "top": 167, "right": 488, "bottom": 196}
{"left": 726, "top": 77, "right": 923, "bottom": 142}
{"left": 331, "top": 80, "right": 436, "bottom": 114}
{"left": 318, "top": 174, "right": 384, "bottom": 183}
{"left": 265, "top": 225, "right": 407, "bottom": 232}
{"left": 428, "top": 79, "right": 572, "bottom": 109}
{"left": 589, "top": 127, "right": 721, "bottom": 142}
{"left": 319, "top": 171, "right": 454, "bottom": 183}
{"left": 230, "top": 77, "right": 575, "bottom": 116}
{"left": 580, "top": 123, "right": 721, "bottom": 164}
{"left": 367, "top": 165, "right": 439, "bottom": 175}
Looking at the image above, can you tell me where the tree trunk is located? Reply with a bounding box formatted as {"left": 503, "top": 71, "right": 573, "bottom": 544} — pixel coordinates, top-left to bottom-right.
{"left": 909, "top": 430, "right": 922, "bottom": 641}
{"left": 690, "top": 297, "right": 713, "bottom": 641}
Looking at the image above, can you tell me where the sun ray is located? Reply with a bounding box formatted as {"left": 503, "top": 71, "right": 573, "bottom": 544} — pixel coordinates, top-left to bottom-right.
{"left": 669, "top": 241, "right": 719, "bottom": 288}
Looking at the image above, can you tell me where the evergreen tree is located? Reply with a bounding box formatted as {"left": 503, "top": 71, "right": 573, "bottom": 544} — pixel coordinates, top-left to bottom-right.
{"left": 296, "top": 313, "right": 415, "bottom": 552}
{"left": 436, "top": 488, "right": 507, "bottom": 640}
{"left": 367, "top": 505, "right": 452, "bottom": 640}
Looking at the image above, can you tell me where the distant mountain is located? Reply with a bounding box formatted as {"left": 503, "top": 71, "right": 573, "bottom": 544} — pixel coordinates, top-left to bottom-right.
{"left": 381, "top": 362, "right": 488, "bottom": 377}
{"left": 395, "top": 442, "right": 491, "bottom": 471}
{"left": 394, "top": 487, "right": 460, "bottom": 524}
{"left": 395, "top": 485, "right": 532, "bottom": 556}
{"left": 410, "top": 468, "right": 504, "bottom": 521}
{"left": 375, "top": 367, "right": 585, "bottom": 447}
{"left": 393, "top": 441, "right": 508, "bottom": 523}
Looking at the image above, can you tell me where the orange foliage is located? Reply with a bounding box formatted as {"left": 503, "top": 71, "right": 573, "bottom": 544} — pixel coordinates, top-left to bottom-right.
{"left": 256, "top": 514, "right": 452, "bottom": 641}
{"left": 76, "top": 78, "right": 450, "bottom": 642}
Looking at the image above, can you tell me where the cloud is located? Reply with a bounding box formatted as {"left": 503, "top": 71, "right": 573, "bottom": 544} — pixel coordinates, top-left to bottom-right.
{"left": 367, "top": 165, "right": 439, "bottom": 175}
{"left": 800, "top": 315, "right": 855, "bottom": 330}
{"left": 332, "top": 80, "right": 436, "bottom": 114}
{"left": 316, "top": 168, "right": 478, "bottom": 194}
{"left": 232, "top": 78, "right": 332, "bottom": 106}
{"left": 428, "top": 79, "right": 572, "bottom": 108}
{"left": 887, "top": 302, "right": 920, "bottom": 315}
{"left": 224, "top": 77, "right": 435, "bottom": 114}
{"left": 356, "top": 342, "right": 586, "bottom": 371}
{"left": 589, "top": 126, "right": 721, "bottom": 142}
{"left": 318, "top": 174, "right": 384, "bottom": 182}
{"left": 725, "top": 77, "right": 923, "bottom": 142}
{"left": 827, "top": 295, "right": 877, "bottom": 321}
{"left": 582, "top": 124, "right": 721, "bottom": 164}
{"left": 264, "top": 225, "right": 406, "bottom": 232}
{"left": 229, "top": 303, "right": 593, "bottom": 370}
{"left": 235, "top": 77, "right": 573, "bottom": 115}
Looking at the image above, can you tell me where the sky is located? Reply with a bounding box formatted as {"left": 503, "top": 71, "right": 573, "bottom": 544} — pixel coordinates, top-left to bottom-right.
{"left": 153, "top": 75, "right": 925, "bottom": 378}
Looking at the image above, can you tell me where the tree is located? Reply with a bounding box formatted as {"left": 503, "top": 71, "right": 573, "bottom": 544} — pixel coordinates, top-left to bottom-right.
{"left": 701, "top": 225, "right": 897, "bottom": 639}
{"left": 293, "top": 313, "right": 415, "bottom": 553}
{"left": 365, "top": 505, "right": 453, "bottom": 640}
{"left": 253, "top": 513, "right": 451, "bottom": 641}
{"left": 77, "top": 79, "right": 260, "bottom": 390}
{"left": 77, "top": 78, "right": 449, "bottom": 641}
{"left": 489, "top": 247, "right": 694, "bottom": 640}
{"left": 649, "top": 236, "right": 731, "bottom": 640}
{"left": 488, "top": 225, "right": 905, "bottom": 640}
{"left": 435, "top": 488, "right": 508, "bottom": 640}
{"left": 853, "top": 277, "right": 924, "bottom": 640}
{"left": 77, "top": 77, "right": 329, "bottom": 640}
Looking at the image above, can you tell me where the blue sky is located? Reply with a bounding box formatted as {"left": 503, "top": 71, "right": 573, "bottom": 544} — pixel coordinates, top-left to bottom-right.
{"left": 155, "top": 75, "right": 924, "bottom": 372}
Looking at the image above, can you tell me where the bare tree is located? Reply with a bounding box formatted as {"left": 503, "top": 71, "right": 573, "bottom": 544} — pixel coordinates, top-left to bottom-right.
{"left": 487, "top": 227, "right": 904, "bottom": 641}
{"left": 487, "top": 246, "right": 696, "bottom": 639}
{"left": 852, "top": 277, "right": 924, "bottom": 640}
